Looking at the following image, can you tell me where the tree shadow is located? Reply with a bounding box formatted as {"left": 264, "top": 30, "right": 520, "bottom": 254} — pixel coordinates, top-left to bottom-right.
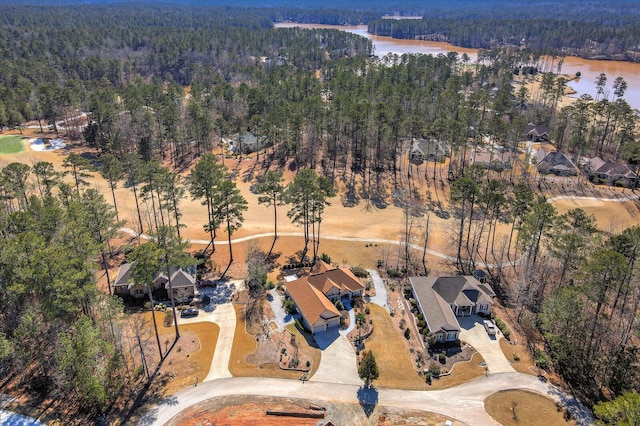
{"left": 356, "top": 385, "right": 378, "bottom": 418}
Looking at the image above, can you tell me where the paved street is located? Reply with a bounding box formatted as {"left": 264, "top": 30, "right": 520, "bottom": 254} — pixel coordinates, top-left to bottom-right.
{"left": 138, "top": 372, "right": 593, "bottom": 426}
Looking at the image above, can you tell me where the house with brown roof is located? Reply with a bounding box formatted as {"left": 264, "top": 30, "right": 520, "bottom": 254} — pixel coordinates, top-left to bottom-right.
{"left": 114, "top": 262, "right": 197, "bottom": 301}
{"left": 408, "top": 276, "right": 495, "bottom": 342}
{"left": 587, "top": 157, "right": 638, "bottom": 187}
{"left": 285, "top": 261, "right": 365, "bottom": 334}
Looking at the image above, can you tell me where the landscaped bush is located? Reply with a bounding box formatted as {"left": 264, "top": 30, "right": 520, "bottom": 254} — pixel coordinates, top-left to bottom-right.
{"left": 350, "top": 266, "right": 368, "bottom": 278}
{"left": 438, "top": 352, "right": 446, "bottom": 364}
{"left": 334, "top": 300, "right": 345, "bottom": 311}
{"left": 429, "top": 363, "right": 441, "bottom": 378}
{"left": 295, "top": 319, "right": 311, "bottom": 334}
{"left": 283, "top": 299, "right": 297, "bottom": 315}
{"left": 494, "top": 318, "right": 511, "bottom": 340}
{"left": 387, "top": 267, "right": 403, "bottom": 278}
{"left": 416, "top": 313, "right": 423, "bottom": 321}
{"left": 417, "top": 320, "right": 426, "bottom": 328}
{"left": 163, "top": 310, "right": 174, "bottom": 327}
{"left": 404, "top": 328, "right": 411, "bottom": 339}
{"left": 320, "top": 253, "right": 332, "bottom": 264}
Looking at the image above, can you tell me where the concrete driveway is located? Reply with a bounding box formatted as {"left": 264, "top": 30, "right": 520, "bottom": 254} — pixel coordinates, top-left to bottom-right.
{"left": 458, "top": 315, "right": 515, "bottom": 374}
{"left": 310, "top": 328, "right": 361, "bottom": 385}
{"left": 177, "top": 280, "right": 242, "bottom": 381}
{"left": 267, "top": 288, "right": 297, "bottom": 330}
{"left": 0, "top": 410, "right": 44, "bottom": 426}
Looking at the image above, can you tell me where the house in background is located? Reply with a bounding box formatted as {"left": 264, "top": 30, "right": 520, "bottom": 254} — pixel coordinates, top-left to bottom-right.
{"left": 408, "top": 276, "right": 495, "bottom": 342}
{"left": 409, "top": 138, "right": 450, "bottom": 165}
{"left": 223, "top": 131, "right": 263, "bottom": 154}
{"left": 537, "top": 151, "right": 578, "bottom": 176}
{"left": 469, "top": 150, "right": 513, "bottom": 171}
{"left": 285, "top": 261, "right": 365, "bottom": 334}
{"left": 525, "top": 123, "right": 551, "bottom": 142}
{"left": 587, "top": 157, "right": 638, "bottom": 187}
{"left": 114, "top": 262, "right": 197, "bottom": 301}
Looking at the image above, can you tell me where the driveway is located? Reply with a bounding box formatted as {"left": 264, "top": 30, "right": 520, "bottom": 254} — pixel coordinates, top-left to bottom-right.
{"left": 177, "top": 280, "right": 242, "bottom": 381}
{"left": 366, "top": 269, "right": 389, "bottom": 311}
{"left": 458, "top": 315, "right": 515, "bottom": 374}
{"left": 310, "top": 328, "right": 361, "bottom": 385}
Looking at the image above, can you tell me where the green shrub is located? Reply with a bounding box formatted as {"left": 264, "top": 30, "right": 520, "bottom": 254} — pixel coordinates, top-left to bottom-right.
{"left": 320, "top": 253, "right": 332, "bottom": 264}
{"left": 417, "top": 320, "right": 426, "bottom": 328}
{"left": 429, "top": 363, "right": 441, "bottom": 378}
{"left": 365, "top": 281, "right": 372, "bottom": 291}
{"left": 513, "top": 353, "right": 520, "bottom": 362}
{"left": 438, "top": 352, "right": 446, "bottom": 364}
{"left": 283, "top": 299, "right": 297, "bottom": 315}
{"left": 534, "top": 349, "right": 550, "bottom": 370}
{"left": 334, "top": 300, "right": 345, "bottom": 311}
{"left": 404, "top": 328, "right": 411, "bottom": 339}
{"left": 134, "top": 365, "right": 145, "bottom": 378}
{"left": 425, "top": 371, "right": 432, "bottom": 384}
{"left": 416, "top": 313, "right": 424, "bottom": 321}
{"left": 494, "top": 318, "right": 511, "bottom": 340}
{"left": 387, "top": 267, "right": 403, "bottom": 278}
{"left": 163, "top": 310, "right": 174, "bottom": 327}
{"left": 351, "top": 266, "right": 368, "bottom": 278}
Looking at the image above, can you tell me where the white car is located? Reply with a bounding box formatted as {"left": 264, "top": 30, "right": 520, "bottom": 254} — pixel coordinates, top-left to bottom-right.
{"left": 483, "top": 319, "right": 497, "bottom": 336}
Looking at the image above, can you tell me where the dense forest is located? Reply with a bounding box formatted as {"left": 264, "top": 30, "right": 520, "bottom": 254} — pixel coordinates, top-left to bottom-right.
{"left": 0, "top": 3, "right": 639, "bottom": 424}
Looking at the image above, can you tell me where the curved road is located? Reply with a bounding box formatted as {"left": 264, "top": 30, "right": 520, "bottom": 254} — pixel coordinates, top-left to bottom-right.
{"left": 139, "top": 372, "right": 592, "bottom": 426}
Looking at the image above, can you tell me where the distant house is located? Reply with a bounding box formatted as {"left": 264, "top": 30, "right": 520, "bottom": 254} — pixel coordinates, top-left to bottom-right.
{"left": 408, "top": 276, "right": 495, "bottom": 342}
{"left": 223, "top": 132, "right": 263, "bottom": 154}
{"left": 470, "top": 150, "right": 513, "bottom": 171}
{"left": 525, "top": 123, "right": 551, "bottom": 142}
{"left": 114, "top": 262, "right": 197, "bottom": 301}
{"left": 409, "top": 138, "right": 450, "bottom": 165}
{"left": 537, "top": 151, "right": 578, "bottom": 176}
{"left": 285, "top": 261, "right": 365, "bottom": 334}
{"left": 587, "top": 157, "right": 638, "bottom": 187}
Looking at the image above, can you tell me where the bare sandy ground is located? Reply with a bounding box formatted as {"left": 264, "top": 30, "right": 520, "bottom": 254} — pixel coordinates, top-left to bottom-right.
{"left": 3, "top": 129, "right": 640, "bottom": 280}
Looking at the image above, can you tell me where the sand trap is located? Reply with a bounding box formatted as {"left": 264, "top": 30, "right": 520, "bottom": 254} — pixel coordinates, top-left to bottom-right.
{"left": 29, "top": 138, "right": 66, "bottom": 152}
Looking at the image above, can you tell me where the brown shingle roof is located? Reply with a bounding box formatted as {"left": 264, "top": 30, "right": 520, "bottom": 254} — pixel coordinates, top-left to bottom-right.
{"left": 286, "top": 279, "right": 340, "bottom": 327}
{"left": 306, "top": 266, "right": 365, "bottom": 294}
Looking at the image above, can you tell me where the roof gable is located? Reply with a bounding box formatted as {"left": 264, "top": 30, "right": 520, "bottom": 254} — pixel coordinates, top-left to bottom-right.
{"left": 287, "top": 279, "right": 341, "bottom": 326}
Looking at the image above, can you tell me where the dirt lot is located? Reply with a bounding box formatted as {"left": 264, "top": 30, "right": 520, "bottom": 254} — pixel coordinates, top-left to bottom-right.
{"left": 166, "top": 395, "right": 461, "bottom": 426}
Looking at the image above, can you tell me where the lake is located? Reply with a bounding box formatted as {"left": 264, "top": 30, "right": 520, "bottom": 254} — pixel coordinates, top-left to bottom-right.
{"left": 275, "top": 23, "right": 640, "bottom": 110}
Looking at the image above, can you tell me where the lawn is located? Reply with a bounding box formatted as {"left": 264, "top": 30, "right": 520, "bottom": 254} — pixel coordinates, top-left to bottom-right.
{"left": 229, "top": 302, "right": 321, "bottom": 380}
{"left": 365, "top": 303, "right": 427, "bottom": 389}
{"left": 485, "top": 390, "right": 572, "bottom": 425}
{"left": 0, "top": 135, "right": 25, "bottom": 154}
{"left": 499, "top": 338, "right": 537, "bottom": 376}
{"left": 157, "top": 320, "right": 219, "bottom": 395}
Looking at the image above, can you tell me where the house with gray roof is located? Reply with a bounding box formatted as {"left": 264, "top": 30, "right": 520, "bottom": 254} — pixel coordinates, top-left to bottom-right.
{"left": 525, "top": 123, "right": 551, "bottom": 142}
{"left": 114, "top": 262, "right": 197, "bottom": 301}
{"left": 469, "top": 150, "right": 513, "bottom": 171}
{"left": 408, "top": 276, "right": 495, "bottom": 343}
{"left": 537, "top": 151, "right": 578, "bottom": 176}
{"left": 409, "top": 138, "right": 450, "bottom": 165}
{"left": 587, "top": 157, "right": 638, "bottom": 187}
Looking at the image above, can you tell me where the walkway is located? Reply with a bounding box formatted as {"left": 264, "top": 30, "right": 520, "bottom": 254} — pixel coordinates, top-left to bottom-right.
{"left": 138, "top": 372, "right": 593, "bottom": 426}
{"left": 340, "top": 298, "right": 356, "bottom": 335}
{"left": 267, "top": 288, "right": 296, "bottom": 330}
{"left": 365, "top": 269, "right": 389, "bottom": 311}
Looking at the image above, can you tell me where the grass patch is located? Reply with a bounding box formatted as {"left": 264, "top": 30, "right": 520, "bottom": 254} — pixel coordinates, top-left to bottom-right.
{"left": 499, "top": 337, "right": 536, "bottom": 376}
{"left": 229, "top": 303, "right": 321, "bottom": 380}
{"left": 485, "top": 390, "right": 571, "bottom": 426}
{"left": 0, "top": 135, "right": 25, "bottom": 154}
{"left": 366, "top": 303, "right": 427, "bottom": 389}
{"left": 158, "top": 320, "right": 219, "bottom": 396}
{"left": 427, "top": 352, "right": 485, "bottom": 390}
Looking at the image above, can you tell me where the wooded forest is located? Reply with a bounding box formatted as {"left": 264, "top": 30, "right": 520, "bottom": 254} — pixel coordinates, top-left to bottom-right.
{"left": 0, "top": 2, "right": 640, "bottom": 424}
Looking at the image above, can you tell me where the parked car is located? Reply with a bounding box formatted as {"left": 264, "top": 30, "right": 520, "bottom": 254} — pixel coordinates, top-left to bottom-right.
{"left": 483, "top": 319, "right": 497, "bottom": 336}
{"left": 181, "top": 307, "right": 199, "bottom": 318}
